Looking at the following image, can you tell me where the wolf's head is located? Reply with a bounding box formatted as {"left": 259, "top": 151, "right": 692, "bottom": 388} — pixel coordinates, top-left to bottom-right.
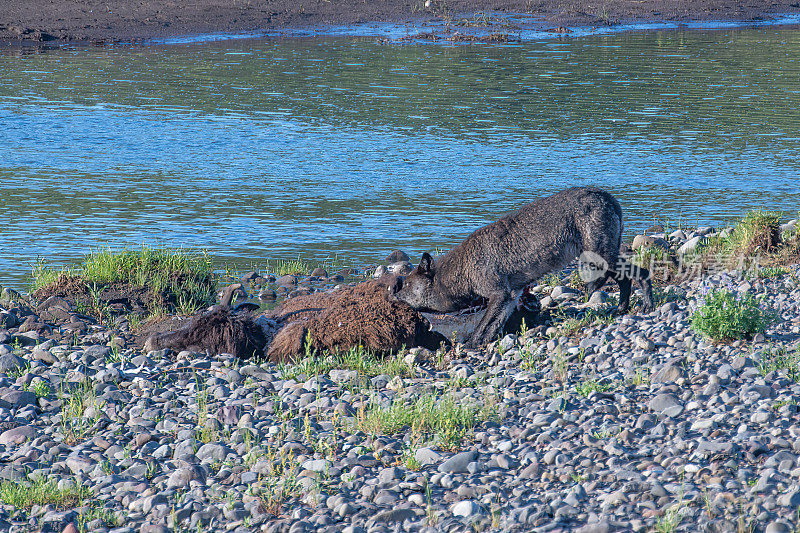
{"left": 394, "top": 252, "right": 439, "bottom": 311}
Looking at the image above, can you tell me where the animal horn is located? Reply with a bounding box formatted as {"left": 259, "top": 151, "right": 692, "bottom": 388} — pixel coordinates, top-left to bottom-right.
{"left": 219, "top": 283, "right": 243, "bottom": 307}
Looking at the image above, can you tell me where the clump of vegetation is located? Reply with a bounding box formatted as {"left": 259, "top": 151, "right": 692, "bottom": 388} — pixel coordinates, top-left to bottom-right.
{"left": 268, "top": 257, "right": 313, "bottom": 276}
{"left": 756, "top": 265, "right": 789, "bottom": 279}
{"left": 247, "top": 446, "right": 301, "bottom": 515}
{"left": 0, "top": 477, "right": 91, "bottom": 510}
{"left": 277, "top": 341, "right": 412, "bottom": 382}
{"left": 726, "top": 210, "right": 782, "bottom": 255}
{"left": 699, "top": 210, "right": 783, "bottom": 267}
{"left": 356, "top": 391, "right": 498, "bottom": 451}
{"left": 676, "top": 210, "right": 800, "bottom": 279}
{"left": 265, "top": 254, "right": 351, "bottom": 277}
{"left": 690, "top": 282, "right": 775, "bottom": 342}
{"left": 60, "top": 379, "right": 105, "bottom": 444}
{"left": 31, "top": 246, "right": 215, "bottom": 319}
{"left": 757, "top": 347, "right": 800, "bottom": 381}
{"left": 576, "top": 378, "right": 612, "bottom": 397}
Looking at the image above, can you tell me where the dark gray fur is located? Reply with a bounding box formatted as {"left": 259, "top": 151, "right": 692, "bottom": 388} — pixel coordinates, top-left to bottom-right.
{"left": 395, "top": 186, "right": 654, "bottom": 347}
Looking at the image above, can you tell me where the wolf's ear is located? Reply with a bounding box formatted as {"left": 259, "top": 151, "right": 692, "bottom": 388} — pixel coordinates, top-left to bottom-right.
{"left": 418, "top": 252, "right": 434, "bottom": 275}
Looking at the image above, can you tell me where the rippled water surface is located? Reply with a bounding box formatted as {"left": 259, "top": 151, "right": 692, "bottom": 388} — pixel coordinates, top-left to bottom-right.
{"left": 1, "top": 28, "right": 800, "bottom": 287}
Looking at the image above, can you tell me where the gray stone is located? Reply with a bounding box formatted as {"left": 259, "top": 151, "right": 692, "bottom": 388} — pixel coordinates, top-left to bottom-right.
{"left": 386, "top": 250, "right": 410, "bottom": 263}
{"left": 777, "top": 490, "right": 800, "bottom": 508}
{"left": 275, "top": 275, "right": 298, "bottom": 287}
{"left": 659, "top": 301, "right": 679, "bottom": 316}
{"left": 167, "top": 467, "right": 195, "bottom": 488}
{"left": 438, "top": 450, "right": 478, "bottom": 473}
{"left": 309, "top": 267, "right": 328, "bottom": 278}
{"left": 635, "top": 337, "right": 656, "bottom": 351}
{"left": 587, "top": 291, "right": 608, "bottom": 307}
{"left": 765, "top": 522, "right": 792, "bottom": 533}
{"left": 415, "top": 447, "right": 443, "bottom": 466}
{"left": 648, "top": 393, "right": 683, "bottom": 417}
{"left": 0, "top": 353, "right": 26, "bottom": 373}
{"left": 377, "top": 466, "right": 400, "bottom": 486}
{"left": 678, "top": 235, "right": 703, "bottom": 255}
{"left": 652, "top": 363, "right": 683, "bottom": 383}
{"left": 388, "top": 262, "right": 413, "bottom": 276}
{"left": 301, "top": 459, "right": 331, "bottom": 473}
{"left": 695, "top": 440, "right": 736, "bottom": 457}
{"left": 452, "top": 500, "right": 482, "bottom": 518}
{"left": 519, "top": 462, "right": 539, "bottom": 479}
{"left": 65, "top": 456, "right": 94, "bottom": 475}
{"left": 196, "top": 443, "right": 229, "bottom": 463}
{"left": 551, "top": 286, "right": 581, "bottom": 300}
{"left": 0, "top": 425, "right": 35, "bottom": 445}
{"left": 370, "top": 507, "right": 416, "bottom": 524}
{"left": 1, "top": 390, "right": 36, "bottom": 408}
{"left": 82, "top": 345, "right": 111, "bottom": 362}
{"left": 329, "top": 369, "right": 358, "bottom": 384}
{"left": 577, "top": 521, "right": 612, "bottom": 533}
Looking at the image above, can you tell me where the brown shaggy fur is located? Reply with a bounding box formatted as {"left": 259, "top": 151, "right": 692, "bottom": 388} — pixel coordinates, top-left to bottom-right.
{"left": 144, "top": 306, "right": 267, "bottom": 359}
{"left": 265, "top": 280, "right": 446, "bottom": 362}
{"left": 140, "top": 279, "right": 446, "bottom": 362}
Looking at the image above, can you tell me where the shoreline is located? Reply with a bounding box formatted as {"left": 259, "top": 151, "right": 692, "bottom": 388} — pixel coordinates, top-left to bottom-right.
{"left": 1, "top": 224, "right": 800, "bottom": 531}
{"left": 1, "top": 1, "right": 800, "bottom": 47}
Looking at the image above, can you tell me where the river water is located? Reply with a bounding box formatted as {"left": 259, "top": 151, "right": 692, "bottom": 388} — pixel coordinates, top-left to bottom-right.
{"left": 1, "top": 27, "right": 799, "bottom": 288}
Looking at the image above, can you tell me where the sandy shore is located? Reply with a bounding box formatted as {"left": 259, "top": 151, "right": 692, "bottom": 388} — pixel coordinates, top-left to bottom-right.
{"left": 1, "top": 0, "right": 799, "bottom": 44}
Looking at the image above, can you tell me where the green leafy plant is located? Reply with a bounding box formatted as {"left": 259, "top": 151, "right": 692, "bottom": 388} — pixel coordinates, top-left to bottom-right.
{"left": 726, "top": 210, "right": 782, "bottom": 255}
{"left": 690, "top": 281, "right": 775, "bottom": 342}
{"left": 278, "top": 343, "right": 411, "bottom": 382}
{"left": 60, "top": 380, "right": 105, "bottom": 444}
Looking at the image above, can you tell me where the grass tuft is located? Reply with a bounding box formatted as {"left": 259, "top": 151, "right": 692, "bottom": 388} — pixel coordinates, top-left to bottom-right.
{"left": 356, "top": 391, "right": 498, "bottom": 451}
{"left": 31, "top": 245, "right": 215, "bottom": 318}
{"left": 726, "top": 210, "right": 782, "bottom": 255}
{"left": 757, "top": 347, "right": 800, "bottom": 381}
{"left": 0, "top": 477, "right": 91, "bottom": 510}
{"left": 278, "top": 344, "right": 412, "bottom": 382}
{"left": 60, "top": 380, "right": 105, "bottom": 444}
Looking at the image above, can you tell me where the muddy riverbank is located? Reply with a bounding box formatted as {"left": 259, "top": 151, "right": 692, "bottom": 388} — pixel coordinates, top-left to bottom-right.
{"left": 1, "top": 0, "right": 800, "bottom": 44}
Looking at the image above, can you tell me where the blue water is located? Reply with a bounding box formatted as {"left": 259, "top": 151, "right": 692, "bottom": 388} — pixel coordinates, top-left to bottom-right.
{"left": 1, "top": 27, "right": 799, "bottom": 288}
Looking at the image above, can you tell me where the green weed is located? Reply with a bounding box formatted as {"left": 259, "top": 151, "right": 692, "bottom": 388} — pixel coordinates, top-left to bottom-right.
{"left": 757, "top": 347, "right": 800, "bottom": 381}
{"left": 690, "top": 284, "right": 775, "bottom": 342}
{"left": 278, "top": 344, "right": 411, "bottom": 382}
{"left": 576, "top": 379, "right": 612, "bottom": 397}
{"left": 60, "top": 380, "right": 105, "bottom": 444}
{"left": 356, "top": 391, "right": 498, "bottom": 451}
{"left": 31, "top": 246, "right": 215, "bottom": 317}
{"left": 0, "top": 477, "right": 91, "bottom": 510}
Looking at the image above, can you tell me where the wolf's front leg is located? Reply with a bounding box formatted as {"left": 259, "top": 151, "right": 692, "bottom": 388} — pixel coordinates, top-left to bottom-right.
{"left": 465, "top": 293, "right": 517, "bottom": 348}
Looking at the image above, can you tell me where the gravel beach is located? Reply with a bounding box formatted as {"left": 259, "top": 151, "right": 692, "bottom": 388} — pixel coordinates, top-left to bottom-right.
{"left": 1, "top": 226, "right": 800, "bottom": 532}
